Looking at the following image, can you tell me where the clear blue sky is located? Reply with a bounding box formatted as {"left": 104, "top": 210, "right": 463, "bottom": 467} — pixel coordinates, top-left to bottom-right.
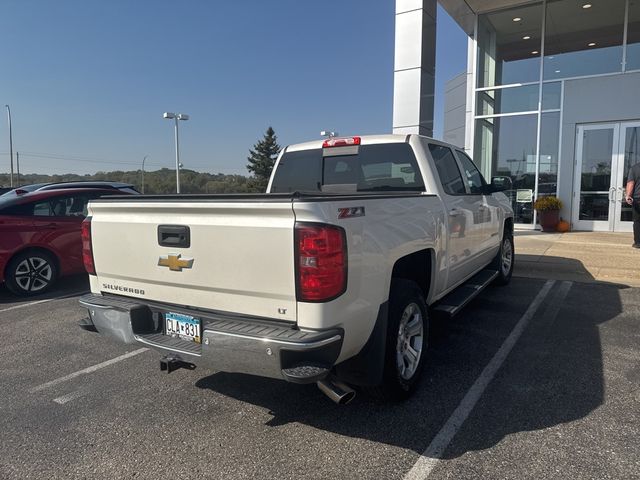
{"left": 0, "top": 1, "right": 466, "bottom": 176}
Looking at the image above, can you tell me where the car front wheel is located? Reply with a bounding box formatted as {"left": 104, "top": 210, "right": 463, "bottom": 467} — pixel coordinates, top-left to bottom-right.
{"left": 5, "top": 251, "right": 58, "bottom": 296}
{"left": 491, "top": 230, "right": 514, "bottom": 285}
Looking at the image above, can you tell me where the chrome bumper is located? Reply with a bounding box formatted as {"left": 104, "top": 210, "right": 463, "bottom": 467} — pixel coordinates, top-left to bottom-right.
{"left": 79, "top": 294, "right": 343, "bottom": 383}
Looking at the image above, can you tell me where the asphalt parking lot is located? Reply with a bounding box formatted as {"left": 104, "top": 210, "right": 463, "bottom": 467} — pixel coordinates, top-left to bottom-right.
{"left": 0, "top": 275, "right": 638, "bottom": 479}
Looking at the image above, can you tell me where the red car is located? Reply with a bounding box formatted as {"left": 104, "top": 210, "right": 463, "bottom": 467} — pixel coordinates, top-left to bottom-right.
{"left": 0, "top": 188, "right": 133, "bottom": 295}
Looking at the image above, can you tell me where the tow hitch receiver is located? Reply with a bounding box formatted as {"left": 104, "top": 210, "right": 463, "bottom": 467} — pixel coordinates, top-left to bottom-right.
{"left": 160, "top": 356, "right": 196, "bottom": 374}
{"left": 78, "top": 317, "right": 98, "bottom": 332}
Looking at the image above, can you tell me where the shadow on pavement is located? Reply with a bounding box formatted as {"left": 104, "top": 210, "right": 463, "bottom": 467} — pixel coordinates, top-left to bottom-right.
{"left": 441, "top": 280, "right": 624, "bottom": 458}
{"left": 194, "top": 275, "right": 625, "bottom": 457}
{"left": 0, "top": 274, "right": 89, "bottom": 305}
{"left": 515, "top": 253, "right": 595, "bottom": 276}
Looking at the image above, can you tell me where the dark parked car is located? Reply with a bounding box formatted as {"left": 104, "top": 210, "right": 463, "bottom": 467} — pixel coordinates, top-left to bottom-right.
{"left": 0, "top": 183, "right": 50, "bottom": 196}
{"left": 0, "top": 188, "right": 134, "bottom": 295}
{"left": 1, "top": 181, "right": 139, "bottom": 197}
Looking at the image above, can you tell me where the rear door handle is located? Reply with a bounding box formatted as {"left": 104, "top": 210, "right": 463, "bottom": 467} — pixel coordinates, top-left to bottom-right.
{"left": 158, "top": 225, "right": 191, "bottom": 248}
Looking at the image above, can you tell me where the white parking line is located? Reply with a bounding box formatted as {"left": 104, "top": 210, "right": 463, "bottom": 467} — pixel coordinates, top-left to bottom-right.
{"left": 29, "top": 348, "right": 148, "bottom": 393}
{"left": 0, "top": 298, "right": 55, "bottom": 313}
{"left": 0, "top": 291, "right": 88, "bottom": 314}
{"left": 53, "top": 390, "right": 88, "bottom": 405}
{"left": 404, "top": 279, "right": 573, "bottom": 480}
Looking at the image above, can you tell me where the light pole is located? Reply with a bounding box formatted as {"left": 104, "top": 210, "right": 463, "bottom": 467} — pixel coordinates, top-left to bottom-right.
{"left": 5, "top": 105, "right": 14, "bottom": 187}
{"left": 163, "top": 112, "right": 189, "bottom": 193}
{"left": 141, "top": 155, "right": 148, "bottom": 194}
{"left": 16, "top": 151, "right": 20, "bottom": 186}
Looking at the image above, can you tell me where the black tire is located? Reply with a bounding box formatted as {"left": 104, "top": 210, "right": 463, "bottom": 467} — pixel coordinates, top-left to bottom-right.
{"left": 491, "top": 230, "right": 514, "bottom": 286}
{"left": 4, "top": 250, "right": 58, "bottom": 296}
{"left": 367, "top": 279, "right": 429, "bottom": 401}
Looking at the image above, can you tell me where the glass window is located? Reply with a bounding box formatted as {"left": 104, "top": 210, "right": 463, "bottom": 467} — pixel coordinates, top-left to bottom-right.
{"left": 30, "top": 195, "right": 90, "bottom": 217}
{"left": 579, "top": 128, "right": 614, "bottom": 221}
{"left": 541, "top": 82, "right": 561, "bottom": 110}
{"left": 544, "top": 0, "right": 625, "bottom": 80}
{"left": 51, "top": 197, "right": 70, "bottom": 216}
{"left": 538, "top": 112, "right": 560, "bottom": 196}
{"left": 270, "top": 144, "right": 425, "bottom": 193}
{"left": 477, "top": 3, "right": 543, "bottom": 87}
{"left": 33, "top": 201, "right": 54, "bottom": 216}
{"left": 67, "top": 195, "right": 90, "bottom": 216}
{"left": 476, "top": 84, "right": 540, "bottom": 115}
{"left": 456, "top": 150, "right": 486, "bottom": 194}
{"left": 323, "top": 144, "right": 425, "bottom": 192}
{"left": 627, "top": 0, "right": 640, "bottom": 71}
{"left": 621, "top": 126, "right": 640, "bottom": 221}
{"left": 270, "top": 149, "right": 322, "bottom": 193}
{"left": 474, "top": 114, "right": 538, "bottom": 224}
{"left": 0, "top": 201, "right": 33, "bottom": 216}
{"left": 428, "top": 144, "right": 466, "bottom": 195}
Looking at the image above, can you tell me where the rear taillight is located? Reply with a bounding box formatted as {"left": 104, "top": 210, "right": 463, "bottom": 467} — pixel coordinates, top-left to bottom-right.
{"left": 81, "top": 217, "right": 95, "bottom": 275}
{"left": 295, "top": 223, "right": 347, "bottom": 302}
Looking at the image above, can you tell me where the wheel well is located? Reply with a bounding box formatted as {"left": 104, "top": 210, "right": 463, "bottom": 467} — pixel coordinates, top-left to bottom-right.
{"left": 391, "top": 249, "right": 433, "bottom": 301}
{"left": 4, "top": 247, "right": 60, "bottom": 278}
{"left": 504, "top": 217, "right": 514, "bottom": 236}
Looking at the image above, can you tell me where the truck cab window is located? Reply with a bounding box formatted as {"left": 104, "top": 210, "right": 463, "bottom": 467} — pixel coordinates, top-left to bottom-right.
{"left": 456, "top": 150, "right": 486, "bottom": 194}
{"left": 270, "top": 143, "right": 425, "bottom": 193}
{"left": 429, "top": 144, "right": 466, "bottom": 195}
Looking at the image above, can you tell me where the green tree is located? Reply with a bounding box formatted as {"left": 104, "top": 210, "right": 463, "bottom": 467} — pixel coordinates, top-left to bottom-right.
{"left": 246, "top": 126, "right": 280, "bottom": 190}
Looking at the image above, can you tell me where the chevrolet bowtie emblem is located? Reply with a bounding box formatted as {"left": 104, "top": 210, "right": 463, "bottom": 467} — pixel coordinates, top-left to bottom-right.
{"left": 158, "top": 253, "right": 194, "bottom": 272}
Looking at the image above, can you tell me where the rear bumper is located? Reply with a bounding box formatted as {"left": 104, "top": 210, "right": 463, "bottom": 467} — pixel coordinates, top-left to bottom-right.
{"left": 79, "top": 293, "right": 343, "bottom": 384}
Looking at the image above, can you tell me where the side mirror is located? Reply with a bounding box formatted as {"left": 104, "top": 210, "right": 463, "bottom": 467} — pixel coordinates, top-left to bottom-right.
{"left": 490, "top": 176, "right": 512, "bottom": 192}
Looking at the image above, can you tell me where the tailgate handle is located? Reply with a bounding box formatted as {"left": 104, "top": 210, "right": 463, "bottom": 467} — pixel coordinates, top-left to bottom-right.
{"left": 157, "top": 225, "right": 190, "bottom": 248}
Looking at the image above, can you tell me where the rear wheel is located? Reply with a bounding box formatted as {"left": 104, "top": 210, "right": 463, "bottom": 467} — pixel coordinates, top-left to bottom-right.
{"left": 367, "top": 279, "right": 428, "bottom": 401}
{"left": 491, "top": 230, "right": 514, "bottom": 285}
{"left": 5, "top": 251, "right": 58, "bottom": 296}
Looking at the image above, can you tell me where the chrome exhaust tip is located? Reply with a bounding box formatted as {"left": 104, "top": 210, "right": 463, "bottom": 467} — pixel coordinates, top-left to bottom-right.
{"left": 317, "top": 378, "right": 356, "bottom": 405}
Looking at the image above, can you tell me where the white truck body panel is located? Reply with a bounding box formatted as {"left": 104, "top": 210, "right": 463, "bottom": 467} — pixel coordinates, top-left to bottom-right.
{"left": 89, "top": 200, "right": 298, "bottom": 321}
{"left": 292, "top": 195, "right": 441, "bottom": 363}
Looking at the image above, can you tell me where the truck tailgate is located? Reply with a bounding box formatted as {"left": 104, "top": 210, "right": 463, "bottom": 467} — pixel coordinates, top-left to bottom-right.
{"left": 89, "top": 200, "right": 297, "bottom": 322}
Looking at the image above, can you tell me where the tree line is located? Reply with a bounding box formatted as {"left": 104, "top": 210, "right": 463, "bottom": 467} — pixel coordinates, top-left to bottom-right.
{"left": 0, "top": 127, "right": 282, "bottom": 194}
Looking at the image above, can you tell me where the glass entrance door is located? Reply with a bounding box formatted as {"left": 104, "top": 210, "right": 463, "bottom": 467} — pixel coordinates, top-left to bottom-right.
{"left": 614, "top": 122, "right": 640, "bottom": 232}
{"left": 573, "top": 124, "right": 618, "bottom": 231}
{"left": 573, "top": 122, "right": 640, "bottom": 232}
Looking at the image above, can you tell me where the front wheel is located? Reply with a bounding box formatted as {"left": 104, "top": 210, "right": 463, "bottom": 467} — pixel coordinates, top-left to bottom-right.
{"left": 4, "top": 251, "right": 58, "bottom": 296}
{"left": 491, "top": 231, "right": 514, "bottom": 285}
{"left": 367, "top": 279, "right": 429, "bottom": 401}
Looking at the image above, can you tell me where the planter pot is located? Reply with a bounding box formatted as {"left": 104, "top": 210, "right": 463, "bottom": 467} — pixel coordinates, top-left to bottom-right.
{"left": 538, "top": 210, "right": 560, "bottom": 232}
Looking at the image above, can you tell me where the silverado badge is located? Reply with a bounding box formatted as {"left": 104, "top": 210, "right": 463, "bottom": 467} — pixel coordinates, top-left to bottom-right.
{"left": 158, "top": 253, "right": 194, "bottom": 272}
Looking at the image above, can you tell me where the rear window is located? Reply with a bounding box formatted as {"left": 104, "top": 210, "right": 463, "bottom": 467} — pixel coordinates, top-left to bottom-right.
{"left": 270, "top": 143, "right": 425, "bottom": 193}
{"left": 0, "top": 197, "right": 32, "bottom": 215}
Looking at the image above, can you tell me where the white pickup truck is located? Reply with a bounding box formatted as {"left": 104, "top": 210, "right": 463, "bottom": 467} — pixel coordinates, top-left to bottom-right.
{"left": 79, "top": 134, "right": 514, "bottom": 404}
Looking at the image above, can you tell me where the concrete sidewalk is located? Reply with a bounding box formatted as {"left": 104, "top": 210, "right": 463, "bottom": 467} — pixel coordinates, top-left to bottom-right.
{"left": 514, "top": 231, "right": 640, "bottom": 286}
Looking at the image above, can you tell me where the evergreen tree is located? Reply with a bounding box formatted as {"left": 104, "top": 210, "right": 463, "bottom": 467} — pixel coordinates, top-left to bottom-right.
{"left": 246, "top": 126, "right": 281, "bottom": 189}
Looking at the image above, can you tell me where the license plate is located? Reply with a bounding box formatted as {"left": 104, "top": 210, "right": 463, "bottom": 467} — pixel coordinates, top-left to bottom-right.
{"left": 165, "top": 312, "right": 201, "bottom": 343}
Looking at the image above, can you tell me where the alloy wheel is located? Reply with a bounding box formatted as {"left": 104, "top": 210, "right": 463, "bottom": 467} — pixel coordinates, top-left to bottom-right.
{"left": 395, "top": 302, "right": 424, "bottom": 381}
{"left": 501, "top": 237, "right": 513, "bottom": 277}
{"left": 14, "top": 256, "right": 53, "bottom": 292}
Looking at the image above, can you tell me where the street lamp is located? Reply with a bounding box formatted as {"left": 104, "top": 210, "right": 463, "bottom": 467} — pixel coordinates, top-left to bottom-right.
{"left": 5, "top": 105, "right": 14, "bottom": 187}
{"left": 163, "top": 112, "right": 189, "bottom": 193}
{"left": 141, "top": 155, "right": 149, "bottom": 194}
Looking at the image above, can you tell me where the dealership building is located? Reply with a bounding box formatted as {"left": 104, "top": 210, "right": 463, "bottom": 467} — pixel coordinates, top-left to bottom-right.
{"left": 393, "top": 0, "right": 640, "bottom": 231}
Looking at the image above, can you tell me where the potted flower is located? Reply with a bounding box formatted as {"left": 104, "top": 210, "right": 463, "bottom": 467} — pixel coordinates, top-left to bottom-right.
{"left": 534, "top": 196, "right": 562, "bottom": 232}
